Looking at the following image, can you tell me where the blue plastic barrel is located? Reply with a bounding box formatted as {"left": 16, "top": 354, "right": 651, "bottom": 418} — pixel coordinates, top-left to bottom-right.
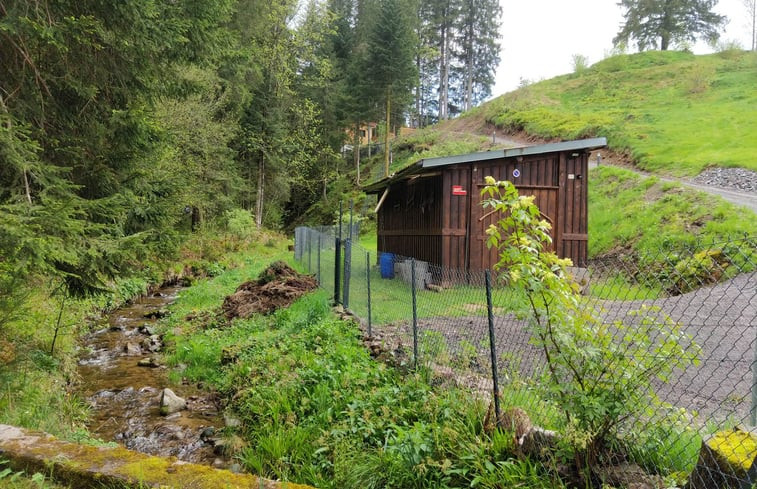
{"left": 379, "top": 252, "right": 395, "bottom": 279}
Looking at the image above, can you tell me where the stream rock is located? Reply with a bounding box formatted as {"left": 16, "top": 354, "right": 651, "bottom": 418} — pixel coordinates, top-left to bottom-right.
{"left": 141, "top": 335, "right": 162, "bottom": 352}
{"left": 144, "top": 309, "right": 169, "bottom": 320}
{"left": 137, "top": 357, "right": 161, "bottom": 368}
{"left": 159, "top": 388, "right": 186, "bottom": 415}
{"left": 124, "top": 342, "right": 142, "bottom": 356}
{"left": 138, "top": 325, "right": 157, "bottom": 336}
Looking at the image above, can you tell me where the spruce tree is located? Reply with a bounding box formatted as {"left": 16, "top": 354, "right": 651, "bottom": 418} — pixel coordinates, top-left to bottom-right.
{"left": 614, "top": 0, "right": 727, "bottom": 51}
{"left": 363, "top": 0, "right": 417, "bottom": 177}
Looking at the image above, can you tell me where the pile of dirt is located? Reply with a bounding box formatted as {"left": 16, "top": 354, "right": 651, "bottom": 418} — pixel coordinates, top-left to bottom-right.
{"left": 222, "top": 261, "right": 318, "bottom": 319}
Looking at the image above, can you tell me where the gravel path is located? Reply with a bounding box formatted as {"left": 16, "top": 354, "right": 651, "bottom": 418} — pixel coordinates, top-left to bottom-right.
{"left": 588, "top": 155, "right": 757, "bottom": 213}
{"left": 369, "top": 272, "right": 757, "bottom": 426}
{"left": 483, "top": 127, "right": 757, "bottom": 213}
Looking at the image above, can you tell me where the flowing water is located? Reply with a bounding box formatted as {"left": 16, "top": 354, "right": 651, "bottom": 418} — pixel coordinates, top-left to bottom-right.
{"left": 77, "top": 286, "right": 228, "bottom": 466}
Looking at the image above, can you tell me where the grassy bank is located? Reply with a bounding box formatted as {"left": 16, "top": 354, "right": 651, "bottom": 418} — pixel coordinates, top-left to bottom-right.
{"left": 160, "top": 254, "right": 566, "bottom": 488}
{"left": 158, "top": 251, "right": 708, "bottom": 488}
{"left": 588, "top": 166, "right": 757, "bottom": 257}
{"left": 481, "top": 50, "right": 757, "bottom": 176}
{"left": 0, "top": 223, "right": 284, "bottom": 440}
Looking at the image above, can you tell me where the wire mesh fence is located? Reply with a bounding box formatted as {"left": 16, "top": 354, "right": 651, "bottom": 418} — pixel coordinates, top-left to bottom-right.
{"left": 294, "top": 227, "right": 757, "bottom": 487}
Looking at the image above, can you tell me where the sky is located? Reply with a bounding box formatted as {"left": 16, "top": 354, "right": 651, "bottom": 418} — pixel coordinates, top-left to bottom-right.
{"left": 492, "top": 0, "right": 752, "bottom": 96}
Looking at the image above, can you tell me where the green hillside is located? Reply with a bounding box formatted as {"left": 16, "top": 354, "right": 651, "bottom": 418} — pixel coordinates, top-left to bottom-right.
{"left": 359, "top": 50, "right": 757, "bottom": 261}
{"left": 480, "top": 50, "right": 757, "bottom": 176}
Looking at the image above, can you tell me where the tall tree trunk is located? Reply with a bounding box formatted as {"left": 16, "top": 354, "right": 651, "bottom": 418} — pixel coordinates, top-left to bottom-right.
{"left": 439, "top": 6, "right": 450, "bottom": 121}
{"left": 660, "top": 33, "right": 670, "bottom": 50}
{"left": 415, "top": 53, "right": 422, "bottom": 127}
{"left": 255, "top": 154, "right": 265, "bottom": 228}
{"left": 462, "top": 0, "right": 474, "bottom": 112}
{"left": 384, "top": 90, "right": 391, "bottom": 177}
{"left": 752, "top": 0, "right": 757, "bottom": 51}
{"left": 354, "top": 122, "right": 361, "bottom": 184}
{"left": 660, "top": 3, "right": 672, "bottom": 50}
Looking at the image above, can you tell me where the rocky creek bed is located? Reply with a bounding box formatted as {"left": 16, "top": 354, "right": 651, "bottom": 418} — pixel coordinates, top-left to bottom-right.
{"left": 77, "top": 286, "right": 229, "bottom": 468}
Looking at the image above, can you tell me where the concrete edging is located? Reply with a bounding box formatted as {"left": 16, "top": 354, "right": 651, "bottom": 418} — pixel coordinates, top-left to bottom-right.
{"left": 0, "top": 424, "right": 314, "bottom": 489}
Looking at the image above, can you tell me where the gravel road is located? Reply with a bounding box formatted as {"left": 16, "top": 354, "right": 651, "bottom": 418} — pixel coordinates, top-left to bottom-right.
{"left": 369, "top": 271, "right": 757, "bottom": 427}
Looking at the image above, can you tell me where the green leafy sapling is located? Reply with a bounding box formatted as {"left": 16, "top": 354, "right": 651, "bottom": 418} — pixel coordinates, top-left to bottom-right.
{"left": 481, "top": 176, "right": 700, "bottom": 478}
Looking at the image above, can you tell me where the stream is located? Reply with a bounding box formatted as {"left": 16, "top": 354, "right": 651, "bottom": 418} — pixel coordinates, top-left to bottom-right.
{"left": 77, "top": 286, "right": 229, "bottom": 467}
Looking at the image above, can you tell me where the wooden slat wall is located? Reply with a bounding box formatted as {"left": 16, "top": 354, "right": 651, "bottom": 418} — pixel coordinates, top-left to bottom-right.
{"left": 377, "top": 175, "right": 443, "bottom": 265}
{"left": 441, "top": 168, "right": 470, "bottom": 270}
{"left": 376, "top": 149, "right": 589, "bottom": 274}
{"left": 469, "top": 156, "right": 559, "bottom": 271}
{"left": 557, "top": 153, "right": 588, "bottom": 266}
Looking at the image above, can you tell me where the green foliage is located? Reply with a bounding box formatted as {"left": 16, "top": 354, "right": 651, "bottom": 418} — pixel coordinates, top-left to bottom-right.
{"left": 225, "top": 209, "right": 257, "bottom": 239}
{"left": 481, "top": 177, "right": 701, "bottom": 477}
{"left": 0, "top": 459, "right": 63, "bottom": 489}
{"left": 614, "top": 0, "right": 727, "bottom": 51}
{"left": 571, "top": 54, "right": 590, "bottom": 74}
{"left": 161, "top": 255, "right": 581, "bottom": 488}
{"left": 588, "top": 166, "right": 757, "bottom": 269}
{"left": 485, "top": 50, "right": 757, "bottom": 175}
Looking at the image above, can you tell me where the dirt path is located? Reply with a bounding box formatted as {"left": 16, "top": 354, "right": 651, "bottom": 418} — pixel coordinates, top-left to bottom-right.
{"left": 461, "top": 124, "right": 757, "bottom": 213}
{"left": 588, "top": 152, "right": 757, "bottom": 213}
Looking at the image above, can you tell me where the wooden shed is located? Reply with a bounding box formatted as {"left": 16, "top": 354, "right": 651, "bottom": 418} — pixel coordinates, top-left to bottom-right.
{"left": 364, "top": 137, "right": 606, "bottom": 273}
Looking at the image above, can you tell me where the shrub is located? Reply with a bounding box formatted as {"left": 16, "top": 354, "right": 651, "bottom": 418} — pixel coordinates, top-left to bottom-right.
{"left": 481, "top": 177, "right": 700, "bottom": 482}
{"left": 225, "top": 208, "right": 256, "bottom": 238}
{"left": 571, "top": 54, "right": 590, "bottom": 74}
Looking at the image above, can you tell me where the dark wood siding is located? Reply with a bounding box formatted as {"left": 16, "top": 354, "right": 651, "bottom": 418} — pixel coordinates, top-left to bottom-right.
{"left": 377, "top": 175, "right": 443, "bottom": 265}
{"left": 557, "top": 152, "right": 588, "bottom": 266}
{"left": 441, "top": 167, "right": 470, "bottom": 270}
{"left": 469, "top": 155, "right": 560, "bottom": 271}
{"left": 375, "top": 148, "right": 589, "bottom": 278}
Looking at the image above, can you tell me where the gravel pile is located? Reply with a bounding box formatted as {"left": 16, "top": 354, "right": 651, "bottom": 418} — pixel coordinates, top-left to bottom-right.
{"left": 691, "top": 168, "right": 757, "bottom": 193}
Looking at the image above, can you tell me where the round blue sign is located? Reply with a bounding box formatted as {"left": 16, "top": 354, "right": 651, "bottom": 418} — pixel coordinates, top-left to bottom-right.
{"left": 513, "top": 169, "right": 521, "bottom": 178}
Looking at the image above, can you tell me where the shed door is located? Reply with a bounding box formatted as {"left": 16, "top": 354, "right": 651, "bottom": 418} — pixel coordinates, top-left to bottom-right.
{"left": 469, "top": 158, "right": 559, "bottom": 272}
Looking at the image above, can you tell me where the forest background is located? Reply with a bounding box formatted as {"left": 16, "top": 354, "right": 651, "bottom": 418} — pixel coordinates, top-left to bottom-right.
{"left": 0, "top": 0, "right": 502, "bottom": 323}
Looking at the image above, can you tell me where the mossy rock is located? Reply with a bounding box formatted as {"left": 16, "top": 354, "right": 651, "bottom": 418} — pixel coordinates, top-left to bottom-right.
{"left": 687, "top": 428, "right": 757, "bottom": 489}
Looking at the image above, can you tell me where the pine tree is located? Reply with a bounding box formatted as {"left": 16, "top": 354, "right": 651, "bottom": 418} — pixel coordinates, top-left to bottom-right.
{"left": 614, "top": 0, "right": 727, "bottom": 51}
{"left": 364, "top": 0, "right": 418, "bottom": 176}
{"left": 454, "top": 0, "right": 501, "bottom": 112}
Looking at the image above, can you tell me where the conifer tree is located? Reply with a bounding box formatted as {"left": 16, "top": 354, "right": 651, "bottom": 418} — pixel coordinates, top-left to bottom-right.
{"left": 614, "top": 0, "right": 727, "bottom": 51}
{"left": 454, "top": 0, "right": 501, "bottom": 112}
{"left": 364, "top": 0, "right": 418, "bottom": 176}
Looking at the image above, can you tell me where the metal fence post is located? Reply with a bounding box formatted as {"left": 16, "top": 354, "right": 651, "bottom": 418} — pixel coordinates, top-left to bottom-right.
{"left": 294, "top": 227, "right": 301, "bottom": 261}
{"left": 752, "top": 326, "right": 757, "bottom": 426}
{"left": 334, "top": 236, "right": 341, "bottom": 305}
{"left": 307, "top": 230, "right": 312, "bottom": 273}
{"left": 316, "top": 235, "right": 321, "bottom": 285}
{"left": 343, "top": 238, "right": 351, "bottom": 308}
{"left": 486, "top": 270, "right": 501, "bottom": 424}
{"left": 412, "top": 258, "right": 418, "bottom": 370}
{"left": 366, "top": 251, "right": 372, "bottom": 337}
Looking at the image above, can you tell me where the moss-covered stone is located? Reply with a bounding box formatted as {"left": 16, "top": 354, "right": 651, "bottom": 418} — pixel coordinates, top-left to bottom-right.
{"left": 687, "top": 427, "right": 757, "bottom": 489}
{"left": 0, "top": 424, "right": 315, "bottom": 489}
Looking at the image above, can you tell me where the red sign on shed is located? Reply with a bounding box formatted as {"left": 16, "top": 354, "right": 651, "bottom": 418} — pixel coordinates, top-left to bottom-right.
{"left": 452, "top": 185, "right": 467, "bottom": 196}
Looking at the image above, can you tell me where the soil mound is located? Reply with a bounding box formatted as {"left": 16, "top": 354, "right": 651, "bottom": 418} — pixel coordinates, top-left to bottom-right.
{"left": 222, "top": 261, "right": 318, "bottom": 319}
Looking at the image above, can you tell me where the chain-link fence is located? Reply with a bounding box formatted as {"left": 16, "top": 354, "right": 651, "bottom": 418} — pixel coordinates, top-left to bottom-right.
{"left": 294, "top": 228, "right": 757, "bottom": 487}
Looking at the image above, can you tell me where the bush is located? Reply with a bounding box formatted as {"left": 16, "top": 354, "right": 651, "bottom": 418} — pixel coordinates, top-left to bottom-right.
{"left": 571, "top": 54, "right": 589, "bottom": 74}
{"left": 225, "top": 208, "right": 256, "bottom": 238}
{"left": 481, "top": 177, "right": 700, "bottom": 482}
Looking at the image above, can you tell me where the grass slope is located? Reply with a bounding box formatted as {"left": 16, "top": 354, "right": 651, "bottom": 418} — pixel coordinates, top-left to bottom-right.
{"left": 481, "top": 50, "right": 757, "bottom": 176}
{"left": 589, "top": 166, "right": 757, "bottom": 256}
